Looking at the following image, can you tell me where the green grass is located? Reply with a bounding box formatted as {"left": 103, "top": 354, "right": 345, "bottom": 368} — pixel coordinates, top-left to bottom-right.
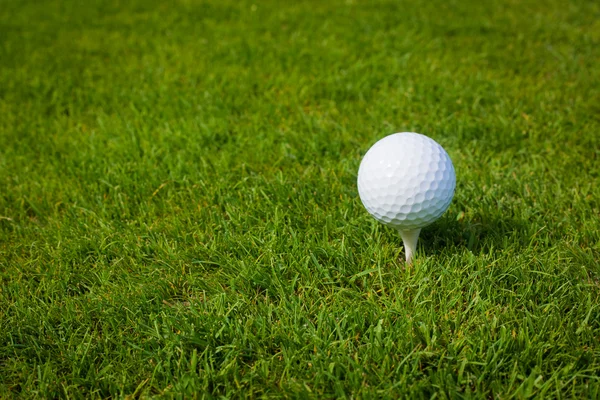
{"left": 1, "top": 0, "right": 599, "bottom": 397}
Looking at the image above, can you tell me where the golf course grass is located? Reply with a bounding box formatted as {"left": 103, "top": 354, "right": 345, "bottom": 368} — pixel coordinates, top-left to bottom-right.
{"left": 1, "top": 0, "right": 599, "bottom": 397}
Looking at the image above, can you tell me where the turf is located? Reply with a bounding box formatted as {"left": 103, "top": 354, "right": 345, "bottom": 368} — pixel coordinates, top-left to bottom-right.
{"left": 1, "top": 0, "right": 599, "bottom": 397}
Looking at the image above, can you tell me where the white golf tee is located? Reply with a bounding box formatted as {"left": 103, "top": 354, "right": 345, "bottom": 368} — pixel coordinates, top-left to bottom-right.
{"left": 398, "top": 228, "right": 421, "bottom": 264}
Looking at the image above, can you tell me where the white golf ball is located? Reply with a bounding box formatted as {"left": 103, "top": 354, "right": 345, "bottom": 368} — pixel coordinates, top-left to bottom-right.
{"left": 357, "top": 132, "right": 456, "bottom": 231}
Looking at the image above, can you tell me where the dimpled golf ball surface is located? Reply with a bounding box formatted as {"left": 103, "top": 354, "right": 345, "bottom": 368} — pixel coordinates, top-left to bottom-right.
{"left": 357, "top": 132, "right": 456, "bottom": 230}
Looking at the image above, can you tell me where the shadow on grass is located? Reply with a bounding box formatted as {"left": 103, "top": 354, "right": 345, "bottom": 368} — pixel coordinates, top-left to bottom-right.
{"left": 420, "top": 213, "right": 529, "bottom": 256}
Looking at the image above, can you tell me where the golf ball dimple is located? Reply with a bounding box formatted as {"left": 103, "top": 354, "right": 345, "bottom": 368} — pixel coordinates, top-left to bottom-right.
{"left": 357, "top": 132, "right": 456, "bottom": 230}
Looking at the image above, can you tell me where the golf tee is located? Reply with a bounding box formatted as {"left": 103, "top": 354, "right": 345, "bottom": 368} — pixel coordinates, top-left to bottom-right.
{"left": 399, "top": 228, "right": 421, "bottom": 264}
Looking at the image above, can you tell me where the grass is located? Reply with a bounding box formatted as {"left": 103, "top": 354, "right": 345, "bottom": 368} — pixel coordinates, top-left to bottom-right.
{"left": 1, "top": 0, "right": 599, "bottom": 397}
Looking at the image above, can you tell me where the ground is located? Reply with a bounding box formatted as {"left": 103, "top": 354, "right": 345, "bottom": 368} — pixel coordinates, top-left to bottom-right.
{"left": 1, "top": 0, "right": 599, "bottom": 397}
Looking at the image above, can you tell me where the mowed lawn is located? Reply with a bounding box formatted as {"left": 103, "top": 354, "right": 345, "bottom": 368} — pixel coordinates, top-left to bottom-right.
{"left": 1, "top": 0, "right": 599, "bottom": 397}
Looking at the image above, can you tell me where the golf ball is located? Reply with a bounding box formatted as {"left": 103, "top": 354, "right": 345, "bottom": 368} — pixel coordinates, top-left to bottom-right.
{"left": 357, "top": 132, "right": 456, "bottom": 231}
